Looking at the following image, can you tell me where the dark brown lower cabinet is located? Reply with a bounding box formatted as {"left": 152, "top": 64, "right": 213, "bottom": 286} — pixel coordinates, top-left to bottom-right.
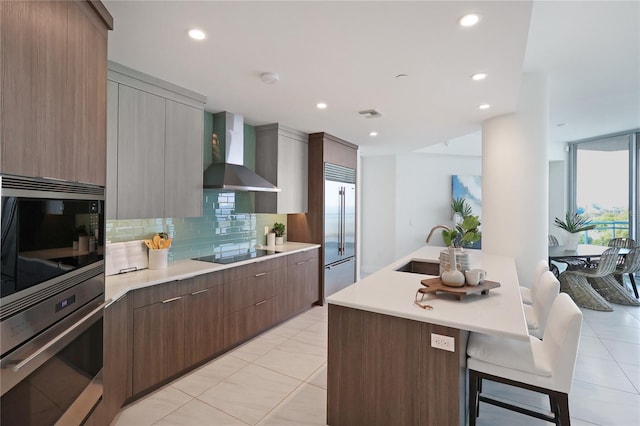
{"left": 327, "top": 304, "right": 468, "bottom": 426}
{"left": 184, "top": 274, "right": 224, "bottom": 366}
{"left": 132, "top": 294, "right": 186, "bottom": 395}
{"left": 281, "top": 250, "right": 319, "bottom": 317}
{"left": 102, "top": 294, "right": 131, "bottom": 424}
{"left": 223, "top": 296, "right": 278, "bottom": 347}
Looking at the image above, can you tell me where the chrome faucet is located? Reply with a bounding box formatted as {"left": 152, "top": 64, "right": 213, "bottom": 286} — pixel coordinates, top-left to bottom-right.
{"left": 426, "top": 225, "right": 451, "bottom": 243}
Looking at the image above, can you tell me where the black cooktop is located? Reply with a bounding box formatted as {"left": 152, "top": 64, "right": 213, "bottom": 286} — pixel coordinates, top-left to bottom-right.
{"left": 193, "top": 248, "right": 276, "bottom": 265}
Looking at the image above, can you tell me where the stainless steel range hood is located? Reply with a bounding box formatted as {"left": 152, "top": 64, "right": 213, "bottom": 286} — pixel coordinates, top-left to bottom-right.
{"left": 203, "top": 112, "right": 280, "bottom": 192}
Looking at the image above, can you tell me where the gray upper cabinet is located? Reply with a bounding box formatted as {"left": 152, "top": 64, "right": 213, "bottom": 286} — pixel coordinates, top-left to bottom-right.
{"left": 164, "top": 100, "right": 203, "bottom": 218}
{"left": 107, "top": 61, "right": 206, "bottom": 220}
{"left": 106, "top": 81, "right": 119, "bottom": 219}
{"left": 255, "top": 124, "right": 308, "bottom": 214}
{"left": 116, "top": 85, "right": 166, "bottom": 219}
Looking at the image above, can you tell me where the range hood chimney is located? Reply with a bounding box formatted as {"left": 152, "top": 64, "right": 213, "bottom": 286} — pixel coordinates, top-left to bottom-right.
{"left": 203, "top": 112, "right": 280, "bottom": 192}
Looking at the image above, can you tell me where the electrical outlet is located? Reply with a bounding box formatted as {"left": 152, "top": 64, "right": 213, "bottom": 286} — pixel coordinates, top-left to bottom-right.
{"left": 431, "top": 333, "right": 455, "bottom": 352}
{"left": 264, "top": 226, "right": 270, "bottom": 236}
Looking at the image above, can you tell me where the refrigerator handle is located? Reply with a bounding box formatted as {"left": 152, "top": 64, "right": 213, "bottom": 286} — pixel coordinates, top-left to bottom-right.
{"left": 338, "top": 187, "right": 344, "bottom": 255}
{"left": 340, "top": 186, "right": 346, "bottom": 254}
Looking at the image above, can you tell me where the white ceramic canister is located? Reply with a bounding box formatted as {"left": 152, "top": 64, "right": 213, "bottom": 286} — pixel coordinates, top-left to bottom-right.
{"left": 148, "top": 248, "right": 169, "bottom": 270}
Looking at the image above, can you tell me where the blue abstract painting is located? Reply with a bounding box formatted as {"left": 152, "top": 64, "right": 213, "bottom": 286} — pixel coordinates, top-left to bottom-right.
{"left": 452, "top": 175, "right": 482, "bottom": 248}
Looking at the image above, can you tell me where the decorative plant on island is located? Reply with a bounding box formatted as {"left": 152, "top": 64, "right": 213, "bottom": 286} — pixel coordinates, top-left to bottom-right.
{"left": 554, "top": 212, "right": 595, "bottom": 251}
{"left": 425, "top": 197, "right": 482, "bottom": 285}
{"left": 442, "top": 215, "right": 482, "bottom": 248}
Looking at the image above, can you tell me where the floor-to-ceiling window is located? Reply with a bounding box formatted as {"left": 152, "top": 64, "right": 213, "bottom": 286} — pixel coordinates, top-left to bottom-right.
{"left": 569, "top": 130, "right": 638, "bottom": 244}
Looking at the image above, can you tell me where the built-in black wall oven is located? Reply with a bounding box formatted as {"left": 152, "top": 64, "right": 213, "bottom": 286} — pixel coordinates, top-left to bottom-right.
{"left": 0, "top": 175, "right": 106, "bottom": 425}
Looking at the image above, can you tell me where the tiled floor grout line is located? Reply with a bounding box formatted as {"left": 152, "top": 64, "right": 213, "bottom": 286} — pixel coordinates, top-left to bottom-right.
{"left": 146, "top": 386, "right": 195, "bottom": 426}
{"left": 193, "top": 394, "right": 253, "bottom": 426}
{"left": 252, "top": 378, "right": 312, "bottom": 425}
{"left": 596, "top": 330, "right": 640, "bottom": 395}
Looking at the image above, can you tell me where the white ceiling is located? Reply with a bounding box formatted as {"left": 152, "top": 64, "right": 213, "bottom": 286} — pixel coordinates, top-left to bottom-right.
{"left": 104, "top": 1, "right": 640, "bottom": 158}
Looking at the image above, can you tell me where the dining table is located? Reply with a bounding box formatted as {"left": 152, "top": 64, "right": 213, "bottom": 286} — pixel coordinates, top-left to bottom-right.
{"left": 548, "top": 244, "right": 629, "bottom": 275}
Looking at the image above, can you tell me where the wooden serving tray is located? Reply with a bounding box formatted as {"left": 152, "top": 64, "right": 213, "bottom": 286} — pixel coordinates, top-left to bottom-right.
{"left": 419, "top": 277, "right": 500, "bottom": 300}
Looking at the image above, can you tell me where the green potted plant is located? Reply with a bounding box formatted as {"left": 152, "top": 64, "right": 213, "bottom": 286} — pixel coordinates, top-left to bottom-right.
{"left": 273, "top": 222, "right": 286, "bottom": 245}
{"left": 451, "top": 197, "right": 473, "bottom": 223}
{"left": 554, "top": 212, "right": 595, "bottom": 250}
{"left": 442, "top": 215, "right": 482, "bottom": 248}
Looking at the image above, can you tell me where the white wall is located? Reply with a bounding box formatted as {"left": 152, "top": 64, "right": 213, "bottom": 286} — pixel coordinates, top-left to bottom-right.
{"left": 360, "top": 155, "right": 396, "bottom": 275}
{"left": 549, "top": 160, "right": 567, "bottom": 241}
{"left": 360, "top": 153, "right": 481, "bottom": 275}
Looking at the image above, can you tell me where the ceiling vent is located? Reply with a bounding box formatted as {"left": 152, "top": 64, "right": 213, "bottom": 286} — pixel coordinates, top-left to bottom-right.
{"left": 358, "top": 109, "right": 383, "bottom": 119}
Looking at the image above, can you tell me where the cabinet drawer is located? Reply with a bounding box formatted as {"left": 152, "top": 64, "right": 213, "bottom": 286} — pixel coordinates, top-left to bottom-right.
{"left": 222, "top": 256, "right": 288, "bottom": 282}
{"left": 287, "top": 249, "right": 319, "bottom": 266}
{"left": 223, "top": 296, "right": 278, "bottom": 347}
{"left": 132, "top": 280, "right": 191, "bottom": 309}
{"left": 223, "top": 269, "right": 282, "bottom": 314}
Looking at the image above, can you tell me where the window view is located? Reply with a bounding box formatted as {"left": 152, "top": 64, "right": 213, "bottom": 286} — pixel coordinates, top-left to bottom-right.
{"left": 575, "top": 135, "right": 630, "bottom": 244}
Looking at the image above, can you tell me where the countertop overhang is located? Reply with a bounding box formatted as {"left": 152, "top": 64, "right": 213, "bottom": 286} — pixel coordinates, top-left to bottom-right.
{"left": 327, "top": 246, "right": 529, "bottom": 341}
{"left": 105, "top": 242, "right": 320, "bottom": 303}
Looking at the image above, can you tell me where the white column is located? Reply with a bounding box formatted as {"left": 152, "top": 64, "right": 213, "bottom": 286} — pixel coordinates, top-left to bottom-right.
{"left": 482, "top": 73, "right": 549, "bottom": 283}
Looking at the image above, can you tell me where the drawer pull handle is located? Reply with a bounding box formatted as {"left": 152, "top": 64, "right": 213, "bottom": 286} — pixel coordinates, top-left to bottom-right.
{"left": 296, "top": 261, "right": 307, "bottom": 265}
{"left": 255, "top": 272, "right": 267, "bottom": 277}
{"left": 162, "top": 296, "right": 182, "bottom": 304}
{"left": 255, "top": 300, "right": 268, "bottom": 306}
{"left": 191, "top": 289, "right": 208, "bottom": 296}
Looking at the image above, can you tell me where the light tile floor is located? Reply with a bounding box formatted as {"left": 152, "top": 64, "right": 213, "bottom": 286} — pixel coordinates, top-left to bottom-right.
{"left": 114, "top": 300, "right": 640, "bottom": 426}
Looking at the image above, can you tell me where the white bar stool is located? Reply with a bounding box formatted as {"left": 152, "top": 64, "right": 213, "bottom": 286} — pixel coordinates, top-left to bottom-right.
{"left": 520, "top": 260, "right": 549, "bottom": 305}
{"left": 523, "top": 271, "right": 560, "bottom": 339}
{"left": 467, "top": 293, "right": 583, "bottom": 425}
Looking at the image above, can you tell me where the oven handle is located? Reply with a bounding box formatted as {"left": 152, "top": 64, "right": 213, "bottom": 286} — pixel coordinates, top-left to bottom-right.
{"left": 4, "top": 300, "right": 109, "bottom": 373}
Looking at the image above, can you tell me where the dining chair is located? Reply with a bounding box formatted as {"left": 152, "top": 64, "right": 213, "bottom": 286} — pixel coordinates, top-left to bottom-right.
{"left": 520, "top": 260, "right": 548, "bottom": 306}
{"left": 614, "top": 246, "right": 640, "bottom": 298}
{"left": 600, "top": 237, "right": 637, "bottom": 268}
{"left": 558, "top": 247, "right": 620, "bottom": 311}
{"left": 584, "top": 246, "right": 640, "bottom": 306}
{"left": 467, "top": 293, "right": 583, "bottom": 426}
{"left": 524, "top": 271, "right": 560, "bottom": 339}
{"left": 607, "top": 237, "right": 636, "bottom": 249}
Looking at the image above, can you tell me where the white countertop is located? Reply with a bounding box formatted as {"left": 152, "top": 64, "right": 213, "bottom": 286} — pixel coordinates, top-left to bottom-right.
{"left": 327, "top": 246, "right": 529, "bottom": 341}
{"left": 105, "top": 242, "right": 320, "bottom": 303}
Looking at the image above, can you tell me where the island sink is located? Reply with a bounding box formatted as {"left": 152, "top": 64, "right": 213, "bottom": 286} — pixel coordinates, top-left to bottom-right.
{"left": 395, "top": 259, "right": 439, "bottom": 275}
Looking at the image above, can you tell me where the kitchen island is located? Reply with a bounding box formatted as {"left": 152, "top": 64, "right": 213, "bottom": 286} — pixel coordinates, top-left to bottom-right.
{"left": 326, "top": 245, "right": 528, "bottom": 426}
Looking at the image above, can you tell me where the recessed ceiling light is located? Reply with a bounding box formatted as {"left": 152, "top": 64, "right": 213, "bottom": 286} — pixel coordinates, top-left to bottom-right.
{"left": 478, "top": 104, "right": 491, "bottom": 110}
{"left": 188, "top": 29, "right": 206, "bottom": 40}
{"left": 459, "top": 14, "right": 481, "bottom": 27}
{"left": 471, "top": 73, "right": 487, "bottom": 81}
{"left": 317, "top": 102, "right": 327, "bottom": 109}
{"left": 369, "top": 131, "right": 378, "bottom": 137}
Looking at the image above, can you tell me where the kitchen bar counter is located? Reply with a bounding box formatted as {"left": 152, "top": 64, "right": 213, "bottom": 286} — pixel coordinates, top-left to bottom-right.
{"left": 326, "top": 245, "right": 528, "bottom": 426}
{"left": 105, "top": 242, "right": 320, "bottom": 303}
{"left": 327, "top": 245, "right": 528, "bottom": 340}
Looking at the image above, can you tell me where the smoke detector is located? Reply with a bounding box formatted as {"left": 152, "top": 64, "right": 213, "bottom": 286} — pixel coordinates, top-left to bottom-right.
{"left": 260, "top": 72, "right": 280, "bottom": 84}
{"left": 358, "top": 109, "right": 383, "bottom": 119}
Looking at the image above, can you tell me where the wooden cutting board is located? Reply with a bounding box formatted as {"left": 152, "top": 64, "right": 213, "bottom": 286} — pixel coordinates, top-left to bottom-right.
{"left": 419, "top": 277, "right": 500, "bottom": 300}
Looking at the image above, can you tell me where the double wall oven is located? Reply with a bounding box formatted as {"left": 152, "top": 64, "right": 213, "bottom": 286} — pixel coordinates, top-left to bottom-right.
{"left": 1, "top": 175, "right": 106, "bottom": 425}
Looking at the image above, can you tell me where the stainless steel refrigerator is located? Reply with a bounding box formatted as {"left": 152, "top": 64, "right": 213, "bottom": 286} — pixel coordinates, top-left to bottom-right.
{"left": 324, "top": 163, "right": 356, "bottom": 297}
